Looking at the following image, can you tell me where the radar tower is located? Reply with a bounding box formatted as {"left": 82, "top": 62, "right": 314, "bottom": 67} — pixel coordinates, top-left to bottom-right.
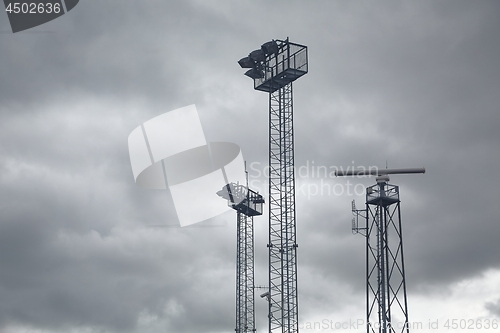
{"left": 336, "top": 167, "right": 425, "bottom": 333}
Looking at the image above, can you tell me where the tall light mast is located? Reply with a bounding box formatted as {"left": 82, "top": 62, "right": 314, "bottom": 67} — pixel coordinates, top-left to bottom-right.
{"left": 336, "top": 168, "right": 425, "bottom": 333}
{"left": 238, "top": 38, "right": 308, "bottom": 333}
{"left": 218, "top": 180, "right": 264, "bottom": 333}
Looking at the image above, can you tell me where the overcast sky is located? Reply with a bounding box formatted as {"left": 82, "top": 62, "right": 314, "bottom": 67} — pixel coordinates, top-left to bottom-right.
{"left": 1, "top": 1, "right": 500, "bottom": 333}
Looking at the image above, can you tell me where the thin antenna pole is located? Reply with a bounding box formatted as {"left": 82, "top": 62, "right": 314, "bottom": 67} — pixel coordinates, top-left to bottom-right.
{"left": 245, "top": 160, "right": 249, "bottom": 189}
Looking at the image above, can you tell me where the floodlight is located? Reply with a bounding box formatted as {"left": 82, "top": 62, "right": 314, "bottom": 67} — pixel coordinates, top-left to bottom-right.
{"left": 216, "top": 187, "right": 231, "bottom": 200}
{"left": 244, "top": 68, "right": 264, "bottom": 79}
{"left": 261, "top": 40, "right": 278, "bottom": 55}
{"left": 238, "top": 56, "right": 255, "bottom": 69}
{"left": 249, "top": 49, "right": 266, "bottom": 62}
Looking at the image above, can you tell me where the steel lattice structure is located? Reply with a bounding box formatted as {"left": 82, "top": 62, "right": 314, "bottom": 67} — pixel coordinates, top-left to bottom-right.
{"left": 238, "top": 38, "right": 308, "bottom": 333}
{"left": 353, "top": 180, "right": 409, "bottom": 333}
{"left": 344, "top": 169, "right": 424, "bottom": 333}
{"left": 218, "top": 183, "right": 264, "bottom": 333}
{"left": 268, "top": 82, "right": 298, "bottom": 333}
{"left": 236, "top": 210, "right": 256, "bottom": 333}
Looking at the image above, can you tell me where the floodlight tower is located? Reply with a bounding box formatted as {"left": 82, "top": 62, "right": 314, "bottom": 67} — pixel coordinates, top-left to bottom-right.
{"left": 335, "top": 168, "right": 425, "bottom": 333}
{"left": 217, "top": 181, "right": 264, "bottom": 333}
{"left": 238, "top": 38, "right": 308, "bottom": 333}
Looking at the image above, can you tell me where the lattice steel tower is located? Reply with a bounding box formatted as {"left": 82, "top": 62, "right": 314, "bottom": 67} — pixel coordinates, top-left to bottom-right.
{"left": 336, "top": 168, "right": 425, "bottom": 333}
{"left": 238, "top": 38, "right": 308, "bottom": 333}
{"left": 218, "top": 181, "right": 264, "bottom": 333}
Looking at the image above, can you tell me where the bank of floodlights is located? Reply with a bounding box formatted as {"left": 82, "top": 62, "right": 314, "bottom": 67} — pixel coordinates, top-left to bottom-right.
{"left": 238, "top": 40, "right": 279, "bottom": 79}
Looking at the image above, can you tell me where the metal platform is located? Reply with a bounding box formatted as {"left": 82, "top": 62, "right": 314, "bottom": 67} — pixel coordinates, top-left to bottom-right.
{"left": 366, "top": 183, "right": 400, "bottom": 206}
{"left": 252, "top": 40, "right": 308, "bottom": 93}
{"left": 217, "top": 183, "right": 264, "bottom": 217}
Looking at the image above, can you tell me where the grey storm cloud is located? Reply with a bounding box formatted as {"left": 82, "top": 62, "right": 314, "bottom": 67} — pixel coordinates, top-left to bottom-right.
{"left": 1, "top": 1, "right": 500, "bottom": 332}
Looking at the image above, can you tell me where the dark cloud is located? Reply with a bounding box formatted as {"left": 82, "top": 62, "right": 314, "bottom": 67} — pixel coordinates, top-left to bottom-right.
{"left": 1, "top": 1, "right": 500, "bottom": 332}
{"left": 486, "top": 298, "right": 500, "bottom": 318}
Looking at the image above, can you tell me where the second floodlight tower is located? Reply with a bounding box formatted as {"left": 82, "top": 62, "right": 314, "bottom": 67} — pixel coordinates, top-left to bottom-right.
{"left": 218, "top": 182, "right": 264, "bottom": 333}
{"left": 238, "top": 38, "right": 308, "bottom": 333}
